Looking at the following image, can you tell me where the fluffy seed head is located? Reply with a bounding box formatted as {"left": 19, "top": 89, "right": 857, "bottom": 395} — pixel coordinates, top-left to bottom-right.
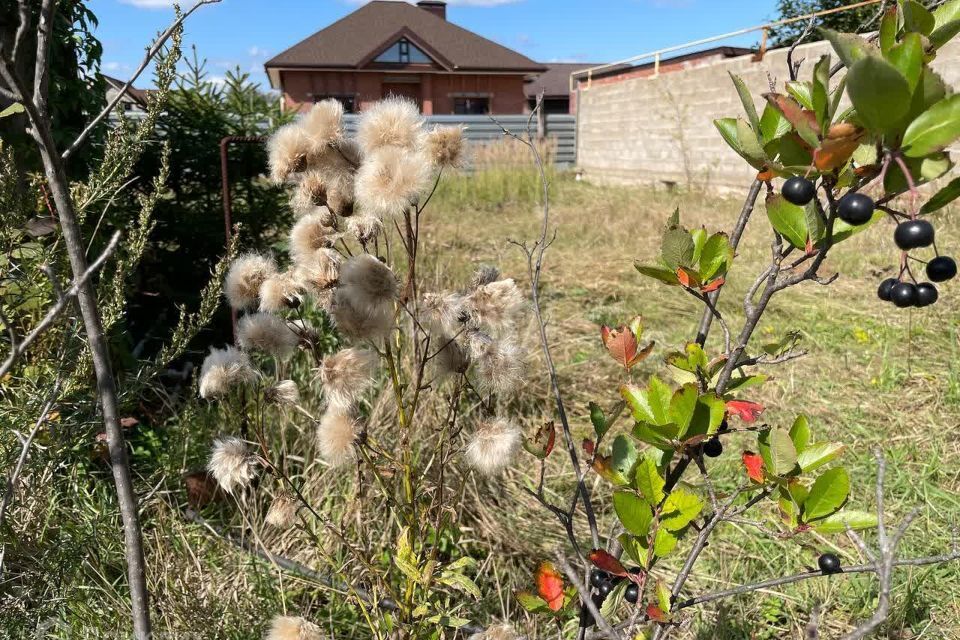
{"left": 265, "top": 491, "right": 298, "bottom": 528}
{"left": 469, "top": 624, "right": 522, "bottom": 640}
{"left": 421, "top": 292, "right": 467, "bottom": 336}
{"left": 469, "top": 334, "right": 525, "bottom": 396}
{"left": 207, "top": 436, "right": 257, "bottom": 493}
{"left": 199, "top": 346, "right": 257, "bottom": 399}
{"left": 466, "top": 418, "right": 521, "bottom": 476}
{"left": 289, "top": 212, "right": 337, "bottom": 263}
{"left": 347, "top": 214, "right": 383, "bottom": 245}
{"left": 294, "top": 248, "right": 342, "bottom": 292}
{"left": 426, "top": 125, "right": 466, "bottom": 168}
{"left": 356, "top": 96, "right": 424, "bottom": 155}
{"left": 301, "top": 99, "right": 344, "bottom": 152}
{"left": 464, "top": 279, "right": 526, "bottom": 334}
{"left": 355, "top": 146, "right": 432, "bottom": 218}
{"left": 259, "top": 271, "right": 305, "bottom": 313}
{"left": 265, "top": 380, "right": 300, "bottom": 406}
{"left": 434, "top": 336, "right": 470, "bottom": 377}
{"left": 339, "top": 254, "right": 398, "bottom": 304}
{"left": 470, "top": 265, "right": 501, "bottom": 289}
{"left": 329, "top": 287, "right": 394, "bottom": 340}
{"left": 317, "top": 347, "right": 378, "bottom": 409}
{"left": 265, "top": 615, "right": 325, "bottom": 640}
{"left": 317, "top": 409, "right": 359, "bottom": 466}
{"left": 225, "top": 253, "right": 277, "bottom": 310}
{"left": 268, "top": 123, "right": 311, "bottom": 183}
{"left": 237, "top": 313, "right": 300, "bottom": 359}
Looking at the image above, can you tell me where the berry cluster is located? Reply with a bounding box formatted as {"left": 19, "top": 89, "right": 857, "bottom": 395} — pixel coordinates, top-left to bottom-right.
{"left": 781, "top": 177, "right": 955, "bottom": 310}
{"left": 581, "top": 568, "right": 642, "bottom": 627}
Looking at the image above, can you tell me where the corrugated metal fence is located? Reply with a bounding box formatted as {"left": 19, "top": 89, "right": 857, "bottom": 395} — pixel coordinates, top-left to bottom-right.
{"left": 343, "top": 114, "right": 576, "bottom": 166}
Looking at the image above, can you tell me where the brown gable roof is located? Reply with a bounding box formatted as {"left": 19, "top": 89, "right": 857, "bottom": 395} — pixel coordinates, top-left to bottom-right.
{"left": 525, "top": 63, "right": 612, "bottom": 98}
{"left": 264, "top": 1, "right": 545, "bottom": 74}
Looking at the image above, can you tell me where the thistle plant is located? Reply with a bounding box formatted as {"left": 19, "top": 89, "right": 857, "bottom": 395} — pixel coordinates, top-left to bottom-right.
{"left": 201, "top": 97, "right": 531, "bottom": 638}
{"left": 513, "top": 2, "right": 960, "bottom": 639}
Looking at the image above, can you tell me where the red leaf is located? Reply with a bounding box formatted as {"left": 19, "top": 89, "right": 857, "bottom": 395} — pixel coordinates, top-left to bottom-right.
{"left": 676, "top": 268, "right": 692, "bottom": 288}
{"left": 757, "top": 168, "right": 774, "bottom": 182}
{"left": 805, "top": 234, "right": 814, "bottom": 256}
{"left": 601, "top": 323, "right": 652, "bottom": 369}
{"left": 525, "top": 421, "right": 557, "bottom": 459}
{"left": 588, "top": 549, "right": 627, "bottom": 577}
{"left": 726, "top": 399, "right": 765, "bottom": 423}
{"left": 699, "top": 277, "right": 724, "bottom": 293}
{"left": 536, "top": 561, "right": 565, "bottom": 611}
{"left": 646, "top": 604, "right": 668, "bottom": 622}
{"left": 742, "top": 451, "right": 765, "bottom": 483}
{"left": 583, "top": 438, "right": 595, "bottom": 456}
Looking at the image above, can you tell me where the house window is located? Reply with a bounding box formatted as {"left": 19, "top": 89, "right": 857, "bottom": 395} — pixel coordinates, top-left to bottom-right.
{"left": 312, "top": 94, "right": 356, "bottom": 113}
{"left": 374, "top": 38, "right": 432, "bottom": 64}
{"left": 453, "top": 96, "right": 490, "bottom": 115}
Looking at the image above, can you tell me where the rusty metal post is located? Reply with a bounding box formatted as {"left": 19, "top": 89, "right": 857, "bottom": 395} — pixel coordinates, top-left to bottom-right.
{"left": 220, "top": 135, "right": 267, "bottom": 337}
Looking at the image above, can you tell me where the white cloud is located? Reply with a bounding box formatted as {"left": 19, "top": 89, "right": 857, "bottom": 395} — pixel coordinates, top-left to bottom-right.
{"left": 248, "top": 46, "right": 270, "bottom": 58}
{"left": 118, "top": 0, "right": 178, "bottom": 8}
{"left": 103, "top": 61, "right": 132, "bottom": 72}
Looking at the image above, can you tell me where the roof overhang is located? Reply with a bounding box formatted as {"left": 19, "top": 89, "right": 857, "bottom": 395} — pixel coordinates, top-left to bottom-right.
{"left": 264, "top": 65, "right": 543, "bottom": 89}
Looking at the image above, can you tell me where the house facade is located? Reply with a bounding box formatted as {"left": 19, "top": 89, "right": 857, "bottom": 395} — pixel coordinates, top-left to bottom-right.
{"left": 265, "top": 1, "right": 545, "bottom": 115}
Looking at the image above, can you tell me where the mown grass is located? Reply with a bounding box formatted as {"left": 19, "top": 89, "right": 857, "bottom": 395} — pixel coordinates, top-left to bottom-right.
{"left": 5, "top": 160, "right": 960, "bottom": 639}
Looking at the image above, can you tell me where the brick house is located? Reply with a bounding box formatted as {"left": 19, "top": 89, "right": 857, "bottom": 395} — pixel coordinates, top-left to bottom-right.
{"left": 264, "top": 0, "right": 545, "bottom": 115}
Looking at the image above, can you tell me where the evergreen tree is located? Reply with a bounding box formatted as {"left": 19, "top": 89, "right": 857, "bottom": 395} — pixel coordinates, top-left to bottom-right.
{"left": 768, "top": 0, "right": 878, "bottom": 47}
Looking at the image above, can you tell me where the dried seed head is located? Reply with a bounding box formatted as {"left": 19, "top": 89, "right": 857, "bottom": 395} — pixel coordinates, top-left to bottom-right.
{"left": 468, "top": 624, "right": 523, "bottom": 640}
{"left": 317, "top": 409, "right": 360, "bottom": 466}
{"left": 225, "top": 253, "right": 277, "bottom": 310}
{"left": 426, "top": 125, "right": 466, "bottom": 168}
{"left": 339, "top": 254, "right": 398, "bottom": 305}
{"left": 355, "top": 146, "right": 432, "bottom": 218}
{"left": 421, "top": 292, "right": 468, "bottom": 336}
{"left": 207, "top": 436, "right": 257, "bottom": 494}
{"left": 466, "top": 418, "right": 521, "bottom": 476}
{"left": 289, "top": 212, "right": 337, "bottom": 263}
{"left": 463, "top": 278, "right": 526, "bottom": 335}
{"left": 268, "top": 123, "right": 311, "bottom": 183}
{"left": 265, "top": 379, "right": 300, "bottom": 406}
{"left": 329, "top": 286, "right": 394, "bottom": 340}
{"left": 199, "top": 346, "right": 257, "bottom": 399}
{"left": 470, "top": 265, "right": 501, "bottom": 289}
{"left": 265, "top": 491, "right": 299, "bottom": 528}
{"left": 259, "top": 271, "right": 305, "bottom": 313}
{"left": 469, "top": 333, "right": 525, "bottom": 396}
{"left": 317, "top": 347, "right": 378, "bottom": 409}
{"left": 265, "top": 615, "right": 325, "bottom": 640}
{"left": 237, "top": 313, "right": 300, "bottom": 359}
{"left": 356, "top": 96, "right": 424, "bottom": 155}
{"left": 294, "top": 248, "right": 342, "bottom": 292}
{"left": 346, "top": 214, "right": 383, "bottom": 245}
{"left": 301, "top": 99, "right": 344, "bottom": 152}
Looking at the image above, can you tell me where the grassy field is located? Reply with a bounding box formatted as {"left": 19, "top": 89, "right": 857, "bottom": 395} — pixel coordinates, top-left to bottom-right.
{"left": 6, "top": 160, "right": 960, "bottom": 640}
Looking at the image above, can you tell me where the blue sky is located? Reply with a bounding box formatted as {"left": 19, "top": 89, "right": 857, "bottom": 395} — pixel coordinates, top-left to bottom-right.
{"left": 88, "top": 0, "right": 781, "bottom": 90}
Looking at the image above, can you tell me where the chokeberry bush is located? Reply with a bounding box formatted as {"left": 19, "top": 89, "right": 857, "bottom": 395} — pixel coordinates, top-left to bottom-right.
{"left": 514, "top": 2, "right": 960, "bottom": 639}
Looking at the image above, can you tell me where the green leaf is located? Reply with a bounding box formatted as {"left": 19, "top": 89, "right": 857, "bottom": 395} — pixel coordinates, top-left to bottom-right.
{"left": 715, "top": 117, "right": 743, "bottom": 154}
{"left": 771, "top": 427, "right": 799, "bottom": 476}
{"left": 661, "top": 227, "right": 695, "bottom": 270}
{"left": 636, "top": 264, "right": 680, "bottom": 285}
{"left": 887, "top": 32, "right": 923, "bottom": 94}
{"left": 395, "top": 527, "right": 421, "bottom": 582}
{"left": 846, "top": 55, "right": 912, "bottom": 133}
{"left": 656, "top": 580, "right": 672, "bottom": 614}
{"left": 590, "top": 402, "right": 609, "bottom": 439}
{"left": 724, "top": 374, "right": 768, "bottom": 392}
{"left": 613, "top": 490, "right": 653, "bottom": 537}
{"left": 804, "top": 200, "right": 826, "bottom": 246}
{"left": 933, "top": 0, "right": 960, "bottom": 30}
{"left": 812, "top": 55, "right": 831, "bottom": 126}
{"left": 765, "top": 194, "right": 808, "bottom": 249}
{"left": 515, "top": 591, "right": 550, "bottom": 613}
{"left": 921, "top": 176, "right": 960, "bottom": 213}
{"left": 797, "top": 442, "right": 845, "bottom": 473}
{"left": 819, "top": 28, "right": 876, "bottom": 68}
{"left": 730, "top": 72, "right": 761, "bottom": 133}
{"left": 661, "top": 488, "right": 704, "bottom": 532}
{"left": 760, "top": 102, "right": 792, "bottom": 143}
{"left": 902, "top": 0, "right": 935, "bottom": 35}
{"left": 611, "top": 434, "right": 639, "bottom": 482}
{"left": 789, "top": 414, "right": 812, "bottom": 454}
{"left": 930, "top": 18, "right": 960, "bottom": 49}
{"left": 653, "top": 528, "right": 679, "bottom": 557}
{"left": 698, "top": 232, "right": 733, "bottom": 280}
{"left": 902, "top": 94, "right": 960, "bottom": 157}
{"left": 669, "top": 384, "right": 699, "bottom": 438}
{"left": 619, "top": 533, "right": 646, "bottom": 566}
{"left": 879, "top": 7, "right": 898, "bottom": 54}
{"left": 736, "top": 118, "right": 768, "bottom": 168}
{"left": 803, "top": 468, "right": 850, "bottom": 522}
{"left": 635, "top": 455, "right": 666, "bottom": 504}
{"left": 622, "top": 376, "right": 672, "bottom": 425}
{"left": 439, "top": 571, "right": 481, "bottom": 599}
{"left": 885, "top": 153, "right": 953, "bottom": 193}
{"left": 426, "top": 614, "right": 473, "bottom": 629}
{"left": 813, "top": 510, "right": 879, "bottom": 534}
{"left": 0, "top": 102, "right": 24, "bottom": 119}
{"left": 786, "top": 81, "right": 814, "bottom": 110}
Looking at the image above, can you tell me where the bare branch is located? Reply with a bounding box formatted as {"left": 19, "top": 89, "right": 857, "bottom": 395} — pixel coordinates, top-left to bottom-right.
{"left": 11, "top": 0, "right": 31, "bottom": 64}
{"left": 32, "top": 0, "right": 55, "bottom": 115}
{"left": 0, "top": 232, "right": 121, "bottom": 379}
{"left": 61, "top": 0, "right": 222, "bottom": 162}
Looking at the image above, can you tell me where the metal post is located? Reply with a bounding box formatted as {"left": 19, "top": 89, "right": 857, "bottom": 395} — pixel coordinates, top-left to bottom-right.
{"left": 654, "top": 52, "right": 660, "bottom": 77}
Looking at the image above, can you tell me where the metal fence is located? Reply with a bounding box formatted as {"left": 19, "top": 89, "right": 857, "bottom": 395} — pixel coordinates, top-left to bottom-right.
{"left": 342, "top": 113, "right": 576, "bottom": 166}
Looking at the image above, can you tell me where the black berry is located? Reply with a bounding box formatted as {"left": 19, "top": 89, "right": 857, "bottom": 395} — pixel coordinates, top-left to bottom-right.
{"left": 915, "top": 282, "right": 939, "bottom": 307}
{"left": 782, "top": 177, "right": 816, "bottom": 206}
{"left": 598, "top": 580, "right": 613, "bottom": 597}
{"left": 579, "top": 593, "right": 605, "bottom": 628}
{"left": 926, "top": 255, "right": 957, "bottom": 282}
{"left": 877, "top": 278, "right": 898, "bottom": 301}
{"left": 818, "top": 553, "right": 842, "bottom": 574}
{"left": 837, "top": 193, "right": 875, "bottom": 225}
{"left": 894, "top": 219, "right": 935, "bottom": 250}
{"left": 890, "top": 282, "right": 918, "bottom": 308}
{"left": 703, "top": 437, "right": 723, "bottom": 458}
{"left": 719, "top": 418, "right": 729, "bottom": 432}
{"left": 625, "top": 583, "right": 639, "bottom": 604}
{"left": 590, "top": 569, "right": 607, "bottom": 588}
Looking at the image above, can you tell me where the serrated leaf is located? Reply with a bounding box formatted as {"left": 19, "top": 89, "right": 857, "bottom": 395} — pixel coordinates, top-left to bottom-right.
{"left": 614, "top": 490, "right": 653, "bottom": 537}
{"left": 653, "top": 528, "right": 679, "bottom": 557}
{"left": 846, "top": 55, "right": 912, "bottom": 133}
{"left": 887, "top": 32, "right": 923, "bottom": 94}
{"left": 439, "top": 571, "right": 481, "bottom": 599}
{"left": 426, "top": 614, "right": 472, "bottom": 628}
{"left": 611, "top": 434, "right": 639, "bottom": 481}
{"left": 661, "top": 488, "right": 703, "bottom": 531}
{"left": 698, "top": 232, "right": 733, "bottom": 280}
{"left": 803, "top": 467, "right": 850, "bottom": 522}
{"left": 656, "top": 580, "right": 671, "bottom": 614}
{"left": 621, "top": 376, "right": 672, "bottom": 425}
{"left": 902, "top": 94, "right": 960, "bottom": 157}
{"left": 902, "top": 0, "right": 935, "bottom": 34}
{"left": 742, "top": 451, "right": 765, "bottom": 483}
{"left": 879, "top": 6, "right": 897, "bottom": 54}
{"left": 797, "top": 442, "right": 845, "bottom": 473}
{"left": 661, "top": 227, "right": 695, "bottom": 271}
{"left": 812, "top": 510, "right": 879, "bottom": 534}
{"left": 619, "top": 533, "right": 646, "bottom": 566}
{"left": 812, "top": 55, "right": 831, "bottom": 125}
{"left": 515, "top": 590, "right": 550, "bottom": 612}
{"left": 730, "top": 72, "right": 761, "bottom": 133}
{"left": 715, "top": 117, "right": 743, "bottom": 154}
{"left": 765, "top": 193, "right": 809, "bottom": 250}
{"left": 768, "top": 428, "right": 798, "bottom": 477}
{"left": 636, "top": 263, "right": 681, "bottom": 285}
{"left": 760, "top": 102, "right": 793, "bottom": 143}
{"left": 536, "top": 561, "right": 565, "bottom": 611}
{"left": 634, "top": 455, "right": 666, "bottom": 504}
{"left": 736, "top": 117, "right": 768, "bottom": 168}
{"left": 588, "top": 549, "right": 628, "bottom": 576}
{"left": 819, "top": 27, "right": 877, "bottom": 68}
